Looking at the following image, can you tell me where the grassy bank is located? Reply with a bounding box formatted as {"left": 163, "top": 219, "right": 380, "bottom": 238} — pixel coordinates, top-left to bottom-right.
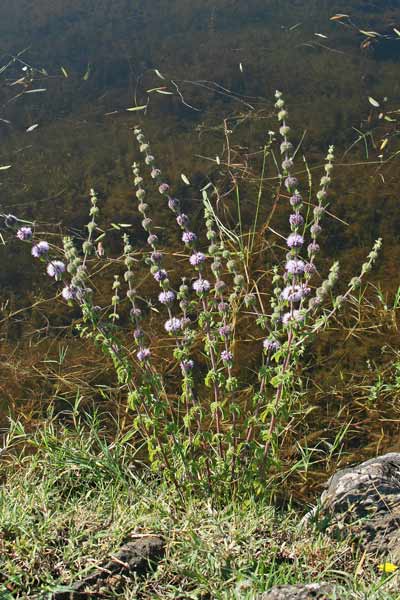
{"left": 0, "top": 414, "right": 398, "bottom": 599}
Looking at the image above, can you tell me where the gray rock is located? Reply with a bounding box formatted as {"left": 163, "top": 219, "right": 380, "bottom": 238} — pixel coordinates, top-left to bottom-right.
{"left": 315, "top": 453, "right": 400, "bottom": 559}
{"left": 259, "top": 582, "right": 335, "bottom": 600}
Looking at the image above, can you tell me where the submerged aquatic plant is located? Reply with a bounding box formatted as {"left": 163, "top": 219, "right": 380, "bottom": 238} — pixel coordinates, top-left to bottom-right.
{"left": 5, "top": 92, "right": 382, "bottom": 498}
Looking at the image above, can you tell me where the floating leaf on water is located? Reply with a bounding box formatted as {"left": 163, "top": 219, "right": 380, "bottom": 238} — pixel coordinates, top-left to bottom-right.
{"left": 384, "top": 115, "right": 396, "bottom": 122}
{"left": 0, "top": 165, "right": 11, "bottom": 171}
{"left": 60, "top": 66, "right": 69, "bottom": 78}
{"left": 361, "top": 39, "right": 371, "bottom": 50}
{"left": 378, "top": 562, "right": 398, "bottom": 573}
{"left": 368, "top": 96, "right": 380, "bottom": 108}
{"left": 126, "top": 105, "right": 147, "bottom": 112}
{"left": 96, "top": 241, "right": 104, "bottom": 257}
{"left": 9, "top": 77, "right": 26, "bottom": 86}
{"left": 181, "top": 173, "right": 191, "bottom": 185}
{"left": 315, "top": 33, "right": 328, "bottom": 38}
{"left": 146, "top": 87, "right": 173, "bottom": 94}
{"left": 154, "top": 69, "right": 165, "bottom": 80}
{"left": 83, "top": 63, "right": 91, "bottom": 81}
{"left": 330, "top": 14, "right": 349, "bottom": 20}
{"left": 24, "top": 88, "right": 47, "bottom": 94}
{"left": 26, "top": 124, "right": 39, "bottom": 132}
{"left": 359, "top": 30, "right": 379, "bottom": 38}
{"left": 394, "top": 28, "right": 400, "bottom": 37}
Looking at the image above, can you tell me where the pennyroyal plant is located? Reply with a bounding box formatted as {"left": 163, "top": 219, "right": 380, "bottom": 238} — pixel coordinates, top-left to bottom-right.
{"left": 4, "top": 92, "right": 381, "bottom": 498}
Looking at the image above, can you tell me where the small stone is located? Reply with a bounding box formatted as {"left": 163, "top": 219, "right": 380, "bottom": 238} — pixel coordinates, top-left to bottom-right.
{"left": 259, "top": 582, "right": 335, "bottom": 600}
{"left": 51, "top": 536, "right": 164, "bottom": 599}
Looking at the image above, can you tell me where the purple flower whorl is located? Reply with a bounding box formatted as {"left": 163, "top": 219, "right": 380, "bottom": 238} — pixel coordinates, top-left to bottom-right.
{"left": 289, "top": 213, "right": 304, "bottom": 228}
{"left": 158, "top": 183, "right": 170, "bottom": 194}
{"left": 61, "top": 285, "right": 78, "bottom": 301}
{"left": 263, "top": 338, "right": 281, "bottom": 352}
{"left": 286, "top": 233, "right": 304, "bottom": 249}
{"left": 289, "top": 194, "right": 302, "bottom": 207}
{"left": 285, "top": 259, "right": 305, "bottom": 275}
{"left": 158, "top": 290, "right": 175, "bottom": 304}
{"left": 182, "top": 231, "right": 197, "bottom": 245}
{"left": 31, "top": 241, "right": 49, "bottom": 258}
{"left": 164, "top": 317, "right": 182, "bottom": 333}
{"left": 180, "top": 359, "right": 194, "bottom": 373}
{"left": 189, "top": 252, "right": 206, "bottom": 266}
{"left": 282, "top": 310, "right": 305, "bottom": 325}
{"left": 137, "top": 348, "right": 151, "bottom": 362}
{"left": 192, "top": 278, "right": 211, "bottom": 294}
{"left": 218, "top": 325, "right": 231, "bottom": 339}
{"left": 285, "top": 176, "right": 298, "bottom": 190}
{"left": 16, "top": 226, "right": 32, "bottom": 241}
{"left": 46, "top": 260, "right": 66, "bottom": 279}
{"left": 153, "top": 269, "right": 168, "bottom": 282}
{"left": 221, "top": 350, "right": 233, "bottom": 362}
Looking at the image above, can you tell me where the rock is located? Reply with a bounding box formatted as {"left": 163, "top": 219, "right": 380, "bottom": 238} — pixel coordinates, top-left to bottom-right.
{"left": 315, "top": 453, "right": 400, "bottom": 559}
{"left": 259, "top": 582, "right": 335, "bottom": 600}
{"left": 50, "top": 535, "right": 164, "bottom": 599}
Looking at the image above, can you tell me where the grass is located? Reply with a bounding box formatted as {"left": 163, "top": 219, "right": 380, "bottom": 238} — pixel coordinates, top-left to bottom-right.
{"left": 0, "top": 412, "right": 399, "bottom": 599}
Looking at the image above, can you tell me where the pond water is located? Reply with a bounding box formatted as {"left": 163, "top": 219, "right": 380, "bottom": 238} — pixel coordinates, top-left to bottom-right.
{"left": 0, "top": 1, "right": 399, "bottom": 495}
{"left": 1, "top": 1, "right": 400, "bottom": 273}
